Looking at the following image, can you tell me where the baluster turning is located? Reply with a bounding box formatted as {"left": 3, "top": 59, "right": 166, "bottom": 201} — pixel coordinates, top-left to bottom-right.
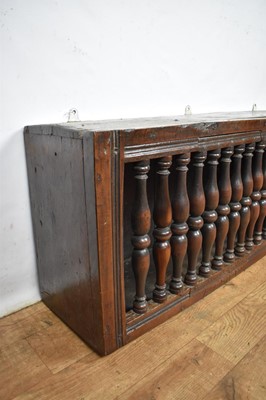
{"left": 131, "top": 160, "right": 151, "bottom": 314}
{"left": 263, "top": 151, "right": 266, "bottom": 241}
{"left": 254, "top": 145, "right": 266, "bottom": 244}
{"left": 185, "top": 151, "right": 206, "bottom": 285}
{"left": 246, "top": 142, "right": 265, "bottom": 250}
{"left": 212, "top": 147, "right": 233, "bottom": 270}
{"left": 235, "top": 143, "right": 255, "bottom": 256}
{"left": 153, "top": 156, "right": 172, "bottom": 303}
{"left": 170, "top": 153, "right": 190, "bottom": 293}
{"left": 199, "top": 149, "right": 220, "bottom": 276}
{"left": 224, "top": 145, "right": 244, "bottom": 263}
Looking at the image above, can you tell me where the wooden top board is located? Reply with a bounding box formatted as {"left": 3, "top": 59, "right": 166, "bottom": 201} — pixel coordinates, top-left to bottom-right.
{"left": 25, "top": 111, "right": 266, "bottom": 139}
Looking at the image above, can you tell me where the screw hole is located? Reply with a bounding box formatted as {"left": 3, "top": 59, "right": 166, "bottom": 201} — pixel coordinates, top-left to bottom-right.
{"left": 40, "top": 220, "right": 43, "bottom": 226}
{"left": 34, "top": 167, "right": 37, "bottom": 173}
{"left": 54, "top": 152, "right": 57, "bottom": 156}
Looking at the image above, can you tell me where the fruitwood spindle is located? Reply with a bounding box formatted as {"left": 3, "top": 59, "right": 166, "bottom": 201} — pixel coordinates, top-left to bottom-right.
{"left": 199, "top": 149, "right": 220, "bottom": 276}
{"left": 263, "top": 151, "right": 266, "bottom": 240}
{"left": 153, "top": 156, "right": 172, "bottom": 303}
{"left": 212, "top": 148, "right": 233, "bottom": 269}
{"left": 131, "top": 160, "right": 151, "bottom": 314}
{"left": 235, "top": 143, "right": 255, "bottom": 256}
{"left": 185, "top": 151, "right": 206, "bottom": 285}
{"left": 224, "top": 145, "right": 244, "bottom": 263}
{"left": 246, "top": 142, "right": 265, "bottom": 250}
{"left": 254, "top": 145, "right": 266, "bottom": 244}
{"left": 170, "top": 153, "right": 190, "bottom": 293}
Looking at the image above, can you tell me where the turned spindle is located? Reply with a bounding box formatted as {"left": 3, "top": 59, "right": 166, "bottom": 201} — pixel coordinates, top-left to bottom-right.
{"left": 185, "top": 151, "right": 206, "bottom": 285}
{"left": 246, "top": 142, "right": 265, "bottom": 250}
{"left": 170, "top": 153, "right": 190, "bottom": 293}
{"left": 254, "top": 143, "right": 266, "bottom": 244}
{"left": 199, "top": 149, "right": 220, "bottom": 277}
{"left": 235, "top": 143, "right": 255, "bottom": 256}
{"left": 263, "top": 153, "right": 266, "bottom": 240}
{"left": 131, "top": 160, "right": 151, "bottom": 314}
{"left": 224, "top": 145, "right": 244, "bottom": 263}
{"left": 212, "top": 147, "right": 233, "bottom": 270}
{"left": 153, "top": 156, "right": 172, "bottom": 303}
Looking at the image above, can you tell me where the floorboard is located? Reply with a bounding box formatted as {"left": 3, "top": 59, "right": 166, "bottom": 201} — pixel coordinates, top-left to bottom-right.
{"left": 0, "top": 256, "right": 265, "bottom": 400}
{"left": 203, "top": 335, "right": 266, "bottom": 400}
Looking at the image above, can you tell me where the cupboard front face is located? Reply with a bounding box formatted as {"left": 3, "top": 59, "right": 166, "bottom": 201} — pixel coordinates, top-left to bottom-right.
{"left": 98, "top": 127, "right": 266, "bottom": 347}
{"left": 25, "top": 116, "right": 266, "bottom": 355}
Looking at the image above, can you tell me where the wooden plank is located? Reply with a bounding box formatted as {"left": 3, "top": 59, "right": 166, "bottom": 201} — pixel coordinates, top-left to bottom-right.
{"left": 203, "top": 335, "right": 266, "bottom": 400}
{"left": 0, "top": 302, "right": 59, "bottom": 347}
{"left": 24, "top": 133, "right": 101, "bottom": 353}
{"left": 1, "top": 301, "right": 46, "bottom": 323}
{"left": 27, "top": 111, "right": 266, "bottom": 136}
{"left": 116, "top": 339, "right": 233, "bottom": 400}
{"left": 182, "top": 257, "right": 266, "bottom": 324}
{"left": 197, "top": 280, "right": 266, "bottom": 364}
{"left": 0, "top": 316, "right": 27, "bottom": 348}
{"left": 0, "top": 339, "right": 51, "bottom": 400}
{"left": 11, "top": 308, "right": 212, "bottom": 399}
{"left": 17, "top": 307, "right": 60, "bottom": 338}
{"left": 9, "top": 260, "right": 263, "bottom": 399}
{"left": 26, "top": 321, "right": 98, "bottom": 374}
{"left": 8, "top": 258, "right": 266, "bottom": 400}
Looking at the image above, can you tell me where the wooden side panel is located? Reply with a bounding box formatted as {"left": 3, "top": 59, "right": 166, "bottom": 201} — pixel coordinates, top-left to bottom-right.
{"left": 24, "top": 131, "right": 103, "bottom": 353}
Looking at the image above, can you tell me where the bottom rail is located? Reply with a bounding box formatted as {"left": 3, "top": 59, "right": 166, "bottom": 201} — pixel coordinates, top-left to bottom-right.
{"left": 125, "top": 240, "right": 266, "bottom": 343}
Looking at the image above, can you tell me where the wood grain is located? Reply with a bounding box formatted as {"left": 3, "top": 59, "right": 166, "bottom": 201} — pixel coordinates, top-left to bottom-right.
{"left": 203, "top": 335, "right": 266, "bottom": 400}
{"left": 197, "top": 279, "right": 266, "bottom": 363}
{"left": 0, "top": 258, "right": 261, "bottom": 400}
{"left": 24, "top": 133, "right": 102, "bottom": 352}
{"left": 117, "top": 339, "right": 233, "bottom": 400}
{"left": 0, "top": 339, "right": 51, "bottom": 400}
{"left": 0, "top": 302, "right": 59, "bottom": 347}
{"left": 185, "top": 257, "right": 266, "bottom": 324}
{"left": 25, "top": 115, "right": 266, "bottom": 355}
{"left": 93, "top": 131, "right": 118, "bottom": 354}
{"left": 10, "top": 310, "right": 212, "bottom": 400}
{"left": 26, "top": 320, "right": 97, "bottom": 374}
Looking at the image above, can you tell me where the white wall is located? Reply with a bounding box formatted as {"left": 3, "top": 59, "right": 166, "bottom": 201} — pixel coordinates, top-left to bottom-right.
{"left": 1, "top": 0, "right": 266, "bottom": 317}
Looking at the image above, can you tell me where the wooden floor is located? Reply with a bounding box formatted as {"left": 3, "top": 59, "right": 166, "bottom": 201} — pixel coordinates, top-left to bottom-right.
{"left": 1, "top": 257, "right": 266, "bottom": 400}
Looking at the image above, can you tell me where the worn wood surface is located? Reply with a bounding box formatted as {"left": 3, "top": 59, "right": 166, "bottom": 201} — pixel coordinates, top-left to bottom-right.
{"left": 24, "top": 132, "right": 104, "bottom": 354}
{"left": 28, "top": 111, "right": 266, "bottom": 135}
{"left": 203, "top": 336, "right": 266, "bottom": 400}
{"left": 93, "top": 132, "right": 118, "bottom": 354}
{"left": 0, "top": 257, "right": 265, "bottom": 400}
{"left": 25, "top": 114, "right": 266, "bottom": 356}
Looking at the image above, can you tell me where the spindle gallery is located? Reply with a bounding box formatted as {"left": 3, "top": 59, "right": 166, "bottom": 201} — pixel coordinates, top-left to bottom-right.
{"left": 25, "top": 111, "right": 266, "bottom": 355}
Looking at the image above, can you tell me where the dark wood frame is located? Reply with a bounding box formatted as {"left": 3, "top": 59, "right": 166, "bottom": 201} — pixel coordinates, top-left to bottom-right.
{"left": 25, "top": 112, "right": 266, "bottom": 355}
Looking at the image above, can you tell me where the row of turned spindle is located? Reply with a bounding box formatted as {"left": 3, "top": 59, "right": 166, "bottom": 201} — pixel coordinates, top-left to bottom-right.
{"left": 131, "top": 141, "right": 266, "bottom": 314}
